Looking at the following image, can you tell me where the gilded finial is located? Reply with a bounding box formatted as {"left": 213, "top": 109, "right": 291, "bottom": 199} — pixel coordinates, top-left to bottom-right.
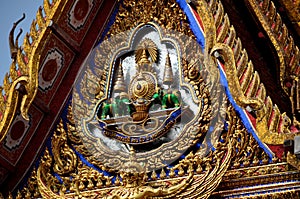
{"left": 139, "top": 49, "right": 150, "bottom": 65}
{"left": 137, "top": 49, "right": 151, "bottom": 72}
{"left": 138, "top": 49, "right": 150, "bottom": 65}
{"left": 121, "top": 147, "right": 144, "bottom": 174}
{"left": 9, "top": 13, "right": 26, "bottom": 61}
{"left": 135, "top": 38, "right": 158, "bottom": 72}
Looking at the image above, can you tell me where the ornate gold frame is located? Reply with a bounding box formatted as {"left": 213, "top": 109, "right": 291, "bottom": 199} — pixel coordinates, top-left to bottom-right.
{"left": 72, "top": 21, "right": 212, "bottom": 171}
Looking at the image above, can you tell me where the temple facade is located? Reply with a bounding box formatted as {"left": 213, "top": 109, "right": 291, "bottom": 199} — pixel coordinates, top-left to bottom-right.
{"left": 0, "top": 0, "right": 299, "bottom": 198}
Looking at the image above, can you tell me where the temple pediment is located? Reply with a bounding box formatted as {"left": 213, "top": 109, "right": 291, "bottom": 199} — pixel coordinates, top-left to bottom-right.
{"left": 0, "top": 0, "right": 299, "bottom": 198}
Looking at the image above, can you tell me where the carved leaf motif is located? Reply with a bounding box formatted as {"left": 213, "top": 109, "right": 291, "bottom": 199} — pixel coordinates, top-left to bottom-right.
{"left": 52, "top": 120, "right": 77, "bottom": 175}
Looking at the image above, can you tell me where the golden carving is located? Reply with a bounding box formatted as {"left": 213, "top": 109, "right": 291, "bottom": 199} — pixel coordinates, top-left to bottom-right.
{"left": 35, "top": 126, "right": 232, "bottom": 199}
{"left": 72, "top": 13, "right": 212, "bottom": 170}
{"left": 287, "top": 151, "right": 300, "bottom": 170}
{"left": 211, "top": 43, "right": 263, "bottom": 110}
{"left": 14, "top": 91, "right": 294, "bottom": 198}
{"left": 17, "top": 97, "right": 230, "bottom": 198}
{"left": 202, "top": 0, "right": 297, "bottom": 145}
{"left": 0, "top": 0, "right": 68, "bottom": 143}
{"left": 224, "top": 163, "right": 288, "bottom": 181}
{"left": 135, "top": 38, "right": 158, "bottom": 71}
{"left": 37, "top": 149, "right": 63, "bottom": 199}
{"left": 245, "top": 0, "right": 300, "bottom": 120}
{"left": 102, "top": 149, "right": 195, "bottom": 199}
{"left": 9, "top": 13, "right": 25, "bottom": 61}
{"left": 52, "top": 120, "right": 77, "bottom": 175}
{"left": 36, "top": 120, "right": 110, "bottom": 198}
{"left": 222, "top": 105, "right": 269, "bottom": 168}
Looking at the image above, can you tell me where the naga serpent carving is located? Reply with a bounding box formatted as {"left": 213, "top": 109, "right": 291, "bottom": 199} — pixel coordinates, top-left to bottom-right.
{"left": 9, "top": 13, "right": 25, "bottom": 61}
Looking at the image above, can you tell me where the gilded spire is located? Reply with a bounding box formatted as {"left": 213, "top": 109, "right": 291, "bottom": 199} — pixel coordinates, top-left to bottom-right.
{"left": 163, "top": 52, "right": 174, "bottom": 86}
{"left": 138, "top": 49, "right": 150, "bottom": 66}
{"left": 113, "top": 60, "right": 126, "bottom": 93}
{"left": 136, "top": 48, "right": 152, "bottom": 72}
{"left": 135, "top": 39, "right": 158, "bottom": 72}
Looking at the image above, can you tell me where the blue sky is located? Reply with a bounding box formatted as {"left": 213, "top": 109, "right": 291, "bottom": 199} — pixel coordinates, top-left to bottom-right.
{"left": 0, "top": 1, "right": 43, "bottom": 83}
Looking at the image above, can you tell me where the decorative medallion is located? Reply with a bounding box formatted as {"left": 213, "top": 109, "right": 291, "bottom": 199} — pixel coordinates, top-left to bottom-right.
{"left": 68, "top": 0, "right": 94, "bottom": 31}
{"left": 39, "top": 48, "right": 64, "bottom": 91}
{"left": 72, "top": 22, "right": 227, "bottom": 172}
{"left": 4, "top": 113, "right": 30, "bottom": 150}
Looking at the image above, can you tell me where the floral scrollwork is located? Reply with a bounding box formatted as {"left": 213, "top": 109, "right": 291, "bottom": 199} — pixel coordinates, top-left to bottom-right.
{"left": 37, "top": 149, "right": 64, "bottom": 199}
{"left": 51, "top": 120, "right": 77, "bottom": 175}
